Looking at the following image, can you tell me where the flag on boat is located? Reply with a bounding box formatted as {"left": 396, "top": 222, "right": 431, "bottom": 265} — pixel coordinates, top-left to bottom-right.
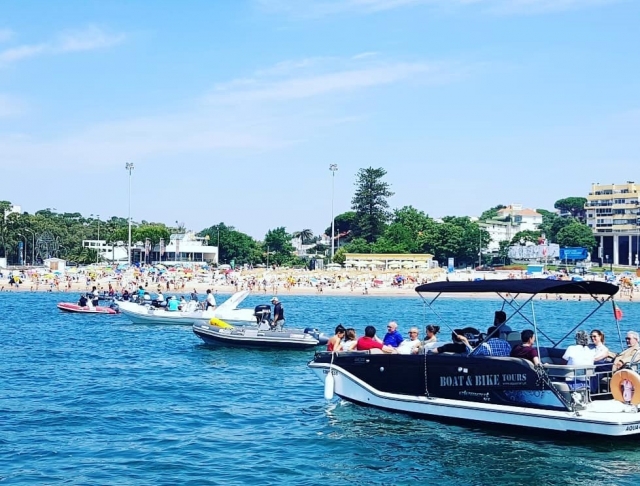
{"left": 613, "top": 303, "right": 623, "bottom": 321}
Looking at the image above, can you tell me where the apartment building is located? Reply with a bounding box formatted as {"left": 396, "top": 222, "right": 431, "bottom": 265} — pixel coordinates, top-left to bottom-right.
{"left": 585, "top": 182, "right": 640, "bottom": 266}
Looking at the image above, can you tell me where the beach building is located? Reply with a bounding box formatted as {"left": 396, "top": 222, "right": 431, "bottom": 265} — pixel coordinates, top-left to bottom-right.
{"left": 151, "top": 232, "right": 218, "bottom": 265}
{"left": 43, "top": 257, "right": 66, "bottom": 273}
{"left": 479, "top": 204, "right": 542, "bottom": 253}
{"left": 585, "top": 182, "right": 640, "bottom": 267}
{"left": 344, "top": 253, "right": 435, "bottom": 270}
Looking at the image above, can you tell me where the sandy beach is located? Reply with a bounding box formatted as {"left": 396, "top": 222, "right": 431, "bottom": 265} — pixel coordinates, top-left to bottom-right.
{"left": 1, "top": 267, "right": 637, "bottom": 302}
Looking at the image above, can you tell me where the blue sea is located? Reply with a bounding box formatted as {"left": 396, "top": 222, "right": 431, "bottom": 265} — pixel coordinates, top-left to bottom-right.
{"left": 2, "top": 291, "right": 640, "bottom": 485}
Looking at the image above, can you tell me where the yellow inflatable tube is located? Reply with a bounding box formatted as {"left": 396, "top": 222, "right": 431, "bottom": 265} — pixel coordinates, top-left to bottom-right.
{"left": 209, "top": 317, "right": 234, "bottom": 329}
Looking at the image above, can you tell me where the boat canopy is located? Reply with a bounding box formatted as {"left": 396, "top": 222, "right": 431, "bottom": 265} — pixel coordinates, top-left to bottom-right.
{"left": 415, "top": 279, "right": 618, "bottom": 296}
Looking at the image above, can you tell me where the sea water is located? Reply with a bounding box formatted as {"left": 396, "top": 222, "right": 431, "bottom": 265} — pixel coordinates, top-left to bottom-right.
{"left": 2, "top": 291, "right": 640, "bottom": 485}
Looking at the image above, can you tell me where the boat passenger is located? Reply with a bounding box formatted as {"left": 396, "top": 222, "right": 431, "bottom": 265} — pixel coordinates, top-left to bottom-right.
{"left": 382, "top": 321, "right": 404, "bottom": 348}
{"left": 78, "top": 294, "right": 88, "bottom": 307}
{"left": 179, "top": 296, "right": 187, "bottom": 310}
{"left": 509, "top": 330, "right": 540, "bottom": 366}
{"left": 167, "top": 296, "right": 179, "bottom": 311}
{"left": 356, "top": 326, "right": 396, "bottom": 353}
{"left": 589, "top": 330, "right": 609, "bottom": 363}
{"left": 340, "top": 328, "right": 358, "bottom": 351}
{"left": 271, "top": 297, "right": 285, "bottom": 330}
{"left": 430, "top": 330, "right": 470, "bottom": 355}
{"left": 397, "top": 327, "right": 422, "bottom": 355}
{"left": 472, "top": 326, "right": 511, "bottom": 357}
{"left": 494, "top": 310, "right": 512, "bottom": 339}
{"left": 421, "top": 325, "right": 440, "bottom": 352}
{"left": 327, "top": 325, "right": 346, "bottom": 352}
{"left": 205, "top": 289, "right": 216, "bottom": 310}
{"left": 612, "top": 331, "right": 640, "bottom": 371}
{"left": 562, "top": 331, "right": 595, "bottom": 367}
{"left": 122, "top": 289, "right": 130, "bottom": 301}
{"left": 137, "top": 286, "right": 145, "bottom": 301}
{"left": 156, "top": 291, "right": 166, "bottom": 306}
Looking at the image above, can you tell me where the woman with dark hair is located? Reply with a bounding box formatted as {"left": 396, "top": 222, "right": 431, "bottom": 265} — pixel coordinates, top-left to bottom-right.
{"left": 340, "top": 328, "right": 358, "bottom": 351}
{"left": 589, "top": 329, "right": 609, "bottom": 363}
{"left": 422, "top": 325, "right": 440, "bottom": 352}
{"left": 327, "top": 324, "right": 346, "bottom": 352}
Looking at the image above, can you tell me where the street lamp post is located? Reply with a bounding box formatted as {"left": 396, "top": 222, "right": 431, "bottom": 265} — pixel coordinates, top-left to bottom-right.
{"left": 329, "top": 164, "right": 338, "bottom": 261}
{"left": 17, "top": 234, "right": 27, "bottom": 265}
{"left": 96, "top": 214, "right": 100, "bottom": 263}
{"left": 125, "top": 163, "right": 134, "bottom": 265}
{"left": 217, "top": 226, "right": 220, "bottom": 265}
{"left": 24, "top": 228, "right": 35, "bottom": 265}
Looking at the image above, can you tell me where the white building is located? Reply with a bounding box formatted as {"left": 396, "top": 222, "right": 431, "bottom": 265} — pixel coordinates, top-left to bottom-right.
{"left": 496, "top": 205, "right": 543, "bottom": 231}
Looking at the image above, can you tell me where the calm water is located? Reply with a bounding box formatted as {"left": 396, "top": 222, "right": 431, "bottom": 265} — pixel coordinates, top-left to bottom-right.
{"left": 2, "top": 291, "right": 640, "bottom": 485}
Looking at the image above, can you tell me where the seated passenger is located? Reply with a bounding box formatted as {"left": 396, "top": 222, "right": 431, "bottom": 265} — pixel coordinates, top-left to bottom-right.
{"left": 382, "top": 321, "right": 404, "bottom": 348}
{"left": 356, "top": 326, "right": 396, "bottom": 353}
{"left": 588, "top": 329, "right": 609, "bottom": 363}
{"left": 340, "top": 328, "right": 358, "bottom": 352}
{"left": 494, "top": 310, "right": 512, "bottom": 339}
{"left": 327, "top": 324, "right": 346, "bottom": 352}
{"left": 397, "top": 327, "right": 422, "bottom": 355}
{"left": 472, "top": 326, "right": 511, "bottom": 357}
{"left": 78, "top": 294, "right": 88, "bottom": 307}
{"left": 510, "top": 329, "right": 540, "bottom": 365}
{"left": 422, "top": 325, "right": 440, "bottom": 352}
{"left": 613, "top": 331, "right": 640, "bottom": 371}
{"left": 430, "top": 330, "right": 471, "bottom": 355}
{"left": 167, "top": 297, "right": 179, "bottom": 311}
{"left": 562, "top": 330, "right": 595, "bottom": 367}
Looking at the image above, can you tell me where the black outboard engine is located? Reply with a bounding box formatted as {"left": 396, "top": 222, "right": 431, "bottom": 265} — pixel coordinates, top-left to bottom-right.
{"left": 459, "top": 327, "right": 482, "bottom": 346}
{"left": 304, "top": 327, "right": 329, "bottom": 345}
{"left": 254, "top": 304, "right": 271, "bottom": 324}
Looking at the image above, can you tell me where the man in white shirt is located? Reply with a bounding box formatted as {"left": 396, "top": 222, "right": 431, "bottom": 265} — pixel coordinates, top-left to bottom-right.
{"left": 563, "top": 330, "right": 595, "bottom": 383}
{"left": 205, "top": 289, "right": 216, "bottom": 310}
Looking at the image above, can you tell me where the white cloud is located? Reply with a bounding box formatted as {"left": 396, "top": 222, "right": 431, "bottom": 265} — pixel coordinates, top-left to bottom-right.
{"left": 209, "top": 56, "right": 457, "bottom": 104}
{"left": 256, "top": 0, "right": 621, "bottom": 17}
{"left": 0, "top": 25, "right": 124, "bottom": 66}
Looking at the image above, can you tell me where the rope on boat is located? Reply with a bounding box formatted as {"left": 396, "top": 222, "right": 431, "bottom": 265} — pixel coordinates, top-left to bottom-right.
{"left": 424, "top": 352, "right": 431, "bottom": 399}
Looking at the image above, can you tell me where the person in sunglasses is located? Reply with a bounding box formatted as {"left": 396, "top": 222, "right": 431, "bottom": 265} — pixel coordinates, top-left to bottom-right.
{"left": 612, "top": 331, "right": 640, "bottom": 371}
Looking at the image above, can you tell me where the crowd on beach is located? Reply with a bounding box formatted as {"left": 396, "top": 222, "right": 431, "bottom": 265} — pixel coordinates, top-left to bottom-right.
{"left": 0, "top": 263, "right": 639, "bottom": 301}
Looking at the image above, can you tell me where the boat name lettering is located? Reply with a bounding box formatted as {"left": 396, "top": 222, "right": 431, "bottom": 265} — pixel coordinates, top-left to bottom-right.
{"left": 440, "top": 373, "right": 528, "bottom": 388}
{"left": 626, "top": 424, "right": 640, "bottom": 432}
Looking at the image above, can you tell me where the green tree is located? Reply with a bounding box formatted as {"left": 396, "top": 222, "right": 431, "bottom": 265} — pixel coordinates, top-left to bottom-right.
{"left": 325, "top": 211, "right": 359, "bottom": 242}
{"left": 556, "top": 223, "right": 597, "bottom": 250}
{"left": 549, "top": 216, "right": 574, "bottom": 243}
{"left": 536, "top": 209, "right": 558, "bottom": 240}
{"left": 554, "top": 197, "right": 587, "bottom": 220}
{"left": 342, "top": 237, "right": 373, "bottom": 254}
{"left": 262, "top": 227, "right": 295, "bottom": 266}
{"left": 292, "top": 229, "right": 313, "bottom": 246}
{"left": 351, "top": 167, "right": 394, "bottom": 243}
{"left": 479, "top": 204, "right": 507, "bottom": 221}
{"left": 199, "top": 223, "right": 261, "bottom": 265}
{"left": 0, "top": 201, "right": 13, "bottom": 259}
{"left": 510, "top": 230, "right": 542, "bottom": 245}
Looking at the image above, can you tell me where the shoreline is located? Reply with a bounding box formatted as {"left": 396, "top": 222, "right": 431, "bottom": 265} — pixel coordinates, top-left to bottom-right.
{"left": 1, "top": 280, "right": 637, "bottom": 302}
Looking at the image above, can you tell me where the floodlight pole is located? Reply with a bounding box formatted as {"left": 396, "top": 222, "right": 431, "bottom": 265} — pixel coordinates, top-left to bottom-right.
{"left": 126, "top": 163, "right": 134, "bottom": 265}
{"left": 329, "top": 164, "right": 338, "bottom": 261}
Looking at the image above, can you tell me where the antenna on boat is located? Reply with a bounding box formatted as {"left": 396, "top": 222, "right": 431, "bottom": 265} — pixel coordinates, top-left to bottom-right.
{"left": 530, "top": 299, "right": 541, "bottom": 362}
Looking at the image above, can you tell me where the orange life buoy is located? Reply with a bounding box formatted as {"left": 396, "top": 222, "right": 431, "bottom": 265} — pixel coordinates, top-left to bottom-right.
{"left": 611, "top": 369, "right": 640, "bottom": 405}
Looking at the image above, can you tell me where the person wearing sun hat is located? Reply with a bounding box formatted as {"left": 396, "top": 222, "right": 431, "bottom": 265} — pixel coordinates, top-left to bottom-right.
{"left": 270, "top": 296, "right": 285, "bottom": 330}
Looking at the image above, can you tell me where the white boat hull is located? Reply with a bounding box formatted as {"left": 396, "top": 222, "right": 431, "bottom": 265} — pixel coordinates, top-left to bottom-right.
{"left": 118, "top": 290, "right": 256, "bottom": 325}
{"left": 309, "top": 362, "right": 640, "bottom": 437}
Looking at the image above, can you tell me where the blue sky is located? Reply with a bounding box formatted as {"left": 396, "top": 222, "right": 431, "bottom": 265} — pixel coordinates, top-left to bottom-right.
{"left": 1, "top": 0, "right": 638, "bottom": 239}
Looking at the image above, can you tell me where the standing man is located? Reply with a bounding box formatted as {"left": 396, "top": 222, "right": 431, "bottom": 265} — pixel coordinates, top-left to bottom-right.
{"left": 383, "top": 321, "right": 404, "bottom": 348}
{"left": 271, "top": 296, "right": 285, "bottom": 330}
{"left": 205, "top": 289, "right": 216, "bottom": 311}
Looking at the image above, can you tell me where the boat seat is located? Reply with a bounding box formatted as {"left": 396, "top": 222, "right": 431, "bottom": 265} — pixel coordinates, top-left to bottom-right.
{"left": 538, "top": 347, "right": 566, "bottom": 365}
{"left": 505, "top": 332, "right": 521, "bottom": 346}
{"left": 543, "top": 363, "right": 595, "bottom": 380}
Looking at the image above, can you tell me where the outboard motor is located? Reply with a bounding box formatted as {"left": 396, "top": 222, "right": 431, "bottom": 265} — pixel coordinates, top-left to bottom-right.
{"left": 304, "top": 327, "right": 329, "bottom": 345}
{"left": 254, "top": 304, "right": 271, "bottom": 325}
{"left": 459, "top": 327, "right": 482, "bottom": 346}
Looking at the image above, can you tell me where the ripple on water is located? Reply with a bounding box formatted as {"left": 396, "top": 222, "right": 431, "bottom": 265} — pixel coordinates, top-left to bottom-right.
{"left": 1, "top": 292, "right": 640, "bottom": 485}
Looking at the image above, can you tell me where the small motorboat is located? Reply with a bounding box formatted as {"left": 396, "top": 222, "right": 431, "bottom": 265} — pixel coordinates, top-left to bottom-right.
{"left": 57, "top": 302, "right": 120, "bottom": 314}
{"left": 193, "top": 318, "right": 325, "bottom": 349}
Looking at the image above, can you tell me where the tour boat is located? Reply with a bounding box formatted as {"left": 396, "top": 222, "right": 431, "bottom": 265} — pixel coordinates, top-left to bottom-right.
{"left": 308, "top": 279, "right": 640, "bottom": 437}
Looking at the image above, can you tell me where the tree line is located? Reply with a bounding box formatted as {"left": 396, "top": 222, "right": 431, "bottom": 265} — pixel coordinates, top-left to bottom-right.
{"left": 0, "top": 172, "right": 595, "bottom": 267}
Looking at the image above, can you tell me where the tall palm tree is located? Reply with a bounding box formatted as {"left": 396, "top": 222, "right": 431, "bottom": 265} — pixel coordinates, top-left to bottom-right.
{"left": 293, "top": 229, "right": 313, "bottom": 247}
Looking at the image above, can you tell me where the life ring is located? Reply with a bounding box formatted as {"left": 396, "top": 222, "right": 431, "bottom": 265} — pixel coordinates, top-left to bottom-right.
{"left": 611, "top": 369, "right": 640, "bottom": 405}
{"left": 209, "top": 317, "right": 234, "bottom": 329}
